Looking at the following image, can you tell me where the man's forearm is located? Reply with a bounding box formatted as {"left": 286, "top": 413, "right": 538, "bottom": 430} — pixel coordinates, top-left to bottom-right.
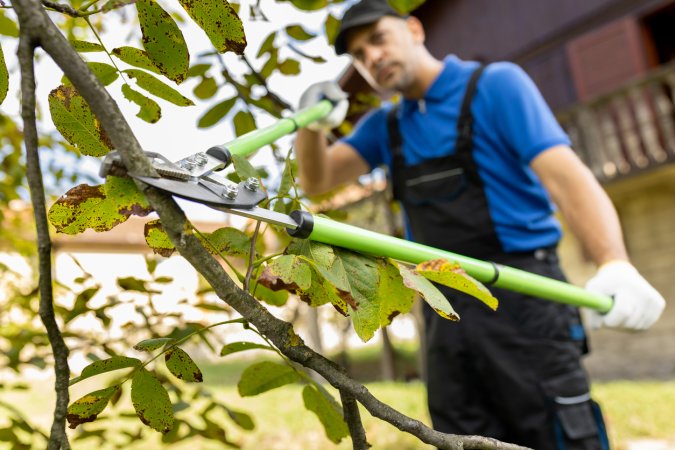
{"left": 295, "top": 128, "right": 330, "bottom": 195}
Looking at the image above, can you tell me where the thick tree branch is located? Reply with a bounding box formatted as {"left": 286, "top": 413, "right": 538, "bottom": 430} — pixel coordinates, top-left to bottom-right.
{"left": 12, "top": 1, "right": 529, "bottom": 449}
{"left": 17, "top": 23, "right": 71, "bottom": 450}
{"left": 340, "top": 389, "right": 370, "bottom": 450}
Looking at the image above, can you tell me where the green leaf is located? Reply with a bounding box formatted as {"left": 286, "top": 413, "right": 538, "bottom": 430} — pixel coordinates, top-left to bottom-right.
{"left": 416, "top": 259, "right": 498, "bottom": 310}
{"left": 66, "top": 386, "right": 119, "bottom": 429}
{"left": 387, "top": 0, "right": 426, "bottom": 14}
{"left": 0, "top": 11, "right": 19, "bottom": 37}
{"left": 251, "top": 283, "right": 289, "bottom": 306}
{"left": 302, "top": 385, "right": 349, "bottom": 443}
{"left": 231, "top": 153, "right": 258, "bottom": 182}
{"left": 397, "top": 263, "right": 460, "bottom": 321}
{"left": 197, "top": 97, "right": 237, "bottom": 128}
{"left": 187, "top": 63, "right": 211, "bottom": 78}
{"left": 48, "top": 176, "right": 152, "bottom": 235}
{"left": 193, "top": 76, "right": 217, "bottom": 99}
{"left": 144, "top": 219, "right": 175, "bottom": 257}
{"left": 134, "top": 338, "right": 175, "bottom": 352}
{"left": 71, "top": 356, "right": 141, "bottom": 386}
{"left": 165, "top": 348, "right": 203, "bottom": 382}
{"left": 102, "top": 0, "right": 137, "bottom": 12}
{"left": 288, "top": 0, "right": 327, "bottom": 11}
{"left": 124, "top": 69, "right": 194, "bottom": 106}
{"left": 118, "top": 276, "right": 160, "bottom": 293}
{"left": 122, "top": 84, "right": 162, "bottom": 123}
{"left": 256, "top": 32, "right": 276, "bottom": 58}
{"left": 220, "top": 341, "right": 273, "bottom": 357}
{"left": 62, "top": 62, "right": 119, "bottom": 87}
{"left": 273, "top": 157, "right": 295, "bottom": 212}
{"left": 131, "top": 368, "right": 175, "bottom": 433}
{"left": 0, "top": 45, "right": 7, "bottom": 106}
{"left": 237, "top": 361, "right": 302, "bottom": 397}
{"left": 278, "top": 58, "right": 301, "bottom": 76}
{"left": 233, "top": 110, "right": 256, "bottom": 136}
{"left": 112, "top": 46, "right": 160, "bottom": 74}
{"left": 201, "top": 226, "right": 251, "bottom": 258}
{"left": 285, "top": 24, "right": 315, "bottom": 41}
{"left": 325, "top": 13, "right": 339, "bottom": 46}
{"left": 136, "top": 0, "right": 189, "bottom": 83}
{"left": 70, "top": 40, "right": 104, "bottom": 52}
{"left": 177, "top": 0, "right": 246, "bottom": 54}
{"left": 224, "top": 408, "right": 254, "bottom": 430}
{"left": 48, "top": 85, "right": 113, "bottom": 157}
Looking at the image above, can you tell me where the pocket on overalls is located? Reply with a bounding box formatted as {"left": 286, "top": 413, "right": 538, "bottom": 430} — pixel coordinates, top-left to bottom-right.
{"left": 541, "top": 370, "right": 610, "bottom": 450}
{"left": 403, "top": 166, "right": 468, "bottom": 205}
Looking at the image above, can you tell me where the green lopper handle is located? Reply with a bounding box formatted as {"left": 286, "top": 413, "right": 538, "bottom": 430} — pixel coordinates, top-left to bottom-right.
{"left": 221, "top": 100, "right": 334, "bottom": 158}
{"left": 307, "top": 215, "right": 613, "bottom": 313}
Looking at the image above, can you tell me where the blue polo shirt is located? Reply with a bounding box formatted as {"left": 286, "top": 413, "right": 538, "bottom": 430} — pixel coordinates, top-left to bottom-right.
{"left": 341, "top": 55, "right": 571, "bottom": 252}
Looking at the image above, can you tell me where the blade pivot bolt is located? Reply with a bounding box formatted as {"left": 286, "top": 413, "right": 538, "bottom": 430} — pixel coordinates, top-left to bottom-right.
{"left": 224, "top": 184, "right": 238, "bottom": 199}
{"left": 245, "top": 177, "right": 260, "bottom": 191}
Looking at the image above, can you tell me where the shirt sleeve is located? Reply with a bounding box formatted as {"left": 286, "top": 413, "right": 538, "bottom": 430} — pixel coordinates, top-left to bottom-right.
{"left": 482, "top": 62, "right": 571, "bottom": 165}
{"left": 339, "top": 107, "right": 389, "bottom": 170}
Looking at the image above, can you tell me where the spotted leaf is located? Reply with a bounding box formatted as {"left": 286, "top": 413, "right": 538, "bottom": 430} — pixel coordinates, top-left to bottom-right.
{"left": 131, "top": 368, "right": 175, "bottom": 433}
{"left": 48, "top": 85, "right": 113, "bottom": 156}
{"left": 124, "top": 69, "right": 193, "bottom": 106}
{"left": 122, "top": 84, "right": 162, "bottom": 123}
{"left": 177, "top": 0, "right": 246, "bottom": 54}
{"left": 165, "top": 347, "right": 202, "bottom": 382}
{"left": 67, "top": 386, "right": 119, "bottom": 429}
{"left": 136, "top": 0, "right": 189, "bottom": 83}
{"left": 398, "top": 263, "right": 460, "bottom": 321}
{"left": 70, "top": 356, "right": 141, "bottom": 386}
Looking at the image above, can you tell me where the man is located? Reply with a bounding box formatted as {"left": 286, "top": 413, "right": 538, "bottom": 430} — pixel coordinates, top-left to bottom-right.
{"left": 294, "top": 0, "right": 666, "bottom": 448}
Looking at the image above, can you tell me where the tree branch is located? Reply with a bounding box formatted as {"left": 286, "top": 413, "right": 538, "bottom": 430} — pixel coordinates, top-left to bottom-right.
{"left": 17, "top": 21, "right": 71, "bottom": 450}
{"left": 12, "top": 1, "right": 530, "bottom": 449}
{"left": 340, "top": 389, "right": 370, "bottom": 450}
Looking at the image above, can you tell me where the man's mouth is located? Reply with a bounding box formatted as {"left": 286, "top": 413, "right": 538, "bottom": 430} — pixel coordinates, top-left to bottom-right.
{"left": 375, "top": 64, "right": 395, "bottom": 84}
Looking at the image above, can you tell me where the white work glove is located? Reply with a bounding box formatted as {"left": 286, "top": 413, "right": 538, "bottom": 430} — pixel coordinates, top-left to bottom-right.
{"left": 298, "top": 81, "right": 349, "bottom": 132}
{"left": 585, "top": 260, "right": 665, "bottom": 331}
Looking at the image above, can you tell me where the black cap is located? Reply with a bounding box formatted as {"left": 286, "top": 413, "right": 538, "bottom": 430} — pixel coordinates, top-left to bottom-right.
{"left": 334, "top": 0, "right": 405, "bottom": 55}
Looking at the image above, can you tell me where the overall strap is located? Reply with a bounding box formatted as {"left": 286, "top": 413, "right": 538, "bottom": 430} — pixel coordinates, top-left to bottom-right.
{"left": 386, "top": 64, "right": 487, "bottom": 173}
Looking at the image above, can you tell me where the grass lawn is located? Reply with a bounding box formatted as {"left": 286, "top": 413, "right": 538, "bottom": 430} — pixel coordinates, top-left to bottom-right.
{"left": 2, "top": 376, "right": 675, "bottom": 449}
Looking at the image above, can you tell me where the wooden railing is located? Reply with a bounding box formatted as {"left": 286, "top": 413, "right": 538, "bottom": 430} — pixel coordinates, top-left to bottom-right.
{"left": 557, "top": 61, "right": 675, "bottom": 183}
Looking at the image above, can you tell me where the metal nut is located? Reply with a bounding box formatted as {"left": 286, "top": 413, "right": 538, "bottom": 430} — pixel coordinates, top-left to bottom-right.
{"left": 181, "top": 159, "right": 197, "bottom": 171}
{"left": 194, "top": 152, "right": 208, "bottom": 166}
{"left": 223, "top": 184, "right": 238, "bottom": 199}
{"left": 244, "top": 177, "right": 260, "bottom": 191}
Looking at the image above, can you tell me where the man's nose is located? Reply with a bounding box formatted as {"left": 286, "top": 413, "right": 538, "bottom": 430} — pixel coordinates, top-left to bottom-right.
{"left": 364, "top": 46, "right": 383, "bottom": 69}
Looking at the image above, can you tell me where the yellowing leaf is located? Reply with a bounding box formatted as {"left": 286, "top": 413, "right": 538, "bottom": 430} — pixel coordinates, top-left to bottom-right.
{"left": 258, "top": 255, "right": 312, "bottom": 292}
{"left": 136, "top": 0, "right": 189, "bottom": 83}
{"left": 124, "top": 69, "right": 194, "bottom": 106}
{"left": 122, "top": 84, "right": 161, "bottom": 123}
{"left": 144, "top": 219, "right": 175, "bottom": 256}
{"left": 177, "top": 0, "right": 246, "bottom": 54}
{"left": 165, "top": 347, "right": 203, "bottom": 382}
{"left": 131, "top": 369, "right": 174, "bottom": 433}
{"left": 397, "top": 263, "right": 459, "bottom": 321}
{"left": 201, "top": 226, "right": 251, "bottom": 258}
{"left": 48, "top": 176, "right": 152, "bottom": 235}
{"left": 416, "top": 259, "right": 498, "bottom": 310}
{"left": 237, "top": 361, "right": 301, "bottom": 397}
{"left": 302, "top": 385, "right": 348, "bottom": 443}
{"left": 48, "top": 85, "right": 113, "bottom": 157}
{"left": 0, "top": 44, "right": 7, "bottom": 106}
{"left": 67, "top": 386, "right": 119, "bottom": 429}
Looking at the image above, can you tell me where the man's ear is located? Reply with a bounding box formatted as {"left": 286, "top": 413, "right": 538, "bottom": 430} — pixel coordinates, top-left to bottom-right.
{"left": 405, "top": 16, "right": 425, "bottom": 44}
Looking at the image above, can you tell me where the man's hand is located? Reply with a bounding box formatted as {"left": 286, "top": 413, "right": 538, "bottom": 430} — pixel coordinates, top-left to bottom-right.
{"left": 585, "top": 260, "right": 665, "bottom": 331}
{"left": 298, "top": 81, "right": 349, "bottom": 132}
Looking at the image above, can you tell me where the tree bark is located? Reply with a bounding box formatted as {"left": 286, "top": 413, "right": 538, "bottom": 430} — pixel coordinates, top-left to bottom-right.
{"left": 12, "top": 1, "right": 531, "bottom": 448}
{"left": 17, "top": 22, "right": 70, "bottom": 450}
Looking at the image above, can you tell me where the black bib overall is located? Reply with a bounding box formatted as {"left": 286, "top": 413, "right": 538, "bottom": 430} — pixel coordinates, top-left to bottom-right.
{"left": 386, "top": 66, "right": 609, "bottom": 450}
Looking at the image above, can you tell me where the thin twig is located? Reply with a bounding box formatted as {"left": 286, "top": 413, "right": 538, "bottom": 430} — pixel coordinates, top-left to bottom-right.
{"left": 18, "top": 21, "right": 71, "bottom": 450}
{"left": 241, "top": 54, "right": 291, "bottom": 110}
{"left": 243, "top": 220, "right": 261, "bottom": 292}
{"left": 340, "top": 389, "right": 370, "bottom": 450}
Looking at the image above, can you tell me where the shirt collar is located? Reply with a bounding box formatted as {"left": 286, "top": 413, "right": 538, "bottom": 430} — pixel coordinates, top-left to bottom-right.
{"left": 401, "top": 55, "right": 460, "bottom": 111}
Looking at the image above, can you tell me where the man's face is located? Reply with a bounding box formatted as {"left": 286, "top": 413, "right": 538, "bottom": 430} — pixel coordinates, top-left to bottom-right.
{"left": 346, "top": 17, "right": 420, "bottom": 92}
